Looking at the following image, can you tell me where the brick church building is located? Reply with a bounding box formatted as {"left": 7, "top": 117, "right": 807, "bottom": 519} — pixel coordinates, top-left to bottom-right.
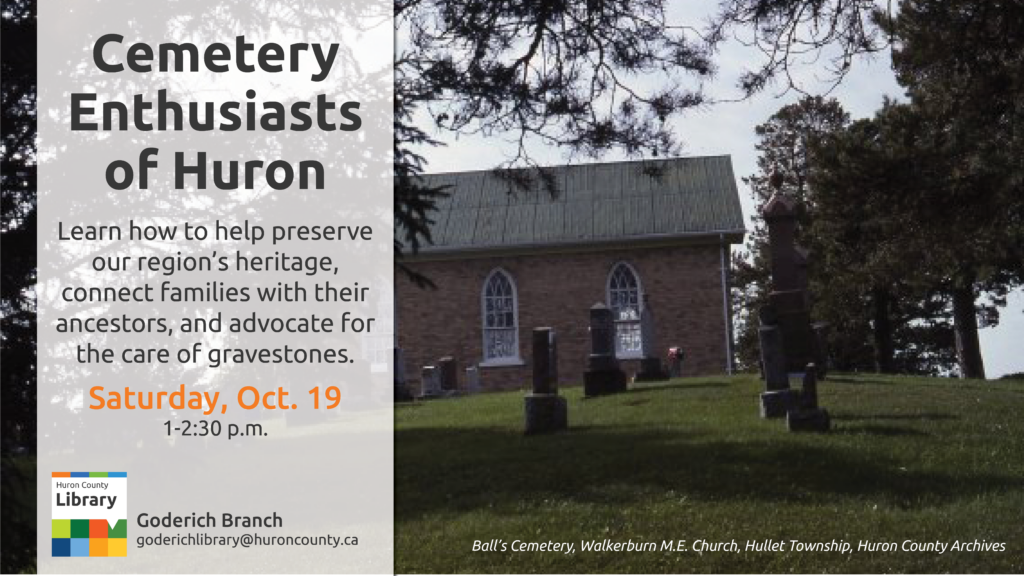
{"left": 395, "top": 156, "right": 746, "bottom": 392}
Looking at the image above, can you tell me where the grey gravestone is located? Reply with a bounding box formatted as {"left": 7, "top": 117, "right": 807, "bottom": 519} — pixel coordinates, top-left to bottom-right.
{"left": 668, "top": 346, "right": 684, "bottom": 378}
{"left": 583, "top": 304, "right": 628, "bottom": 396}
{"left": 525, "top": 327, "right": 568, "bottom": 434}
{"left": 437, "top": 356, "right": 459, "bottom": 393}
{"left": 812, "top": 322, "right": 830, "bottom": 379}
{"left": 786, "top": 363, "right": 830, "bottom": 432}
{"left": 420, "top": 365, "right": 441, "bottom": 398}
{"left": 394, "top": 347, "right": 413, "bottom": 402}
{"left": 634, "top": 295, "right": 670, "bottom": 382}
{"left": 465, "top": 365, "right": 481, "bottom": 394}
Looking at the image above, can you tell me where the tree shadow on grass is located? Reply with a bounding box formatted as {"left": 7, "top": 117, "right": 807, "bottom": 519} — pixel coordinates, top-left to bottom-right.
{"left": 395, "top": 426, "right": 1018, "bottom": 522}
{"left": 827, "top": 376, "right": 897, "bottom": 386}
{"left": 837, "top": 425, "right": 931, "bottom": 437}
{"left": 624, "top": 381, "right": 731, "bottom": 396}
{"left": 834, "top": 413, "right": 959, "bottom": 423}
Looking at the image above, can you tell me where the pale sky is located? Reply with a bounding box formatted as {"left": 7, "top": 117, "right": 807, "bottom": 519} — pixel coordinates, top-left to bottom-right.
{"left": 413, "top": 3, "right": 1023, "bottom": 379}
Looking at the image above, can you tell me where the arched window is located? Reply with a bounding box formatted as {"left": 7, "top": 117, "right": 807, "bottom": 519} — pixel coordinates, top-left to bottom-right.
{"left": 482, "top": 269, "right": 520, "bottom": 363}
{"left": 607, "top": 262, "right": 643, "bottom": 358}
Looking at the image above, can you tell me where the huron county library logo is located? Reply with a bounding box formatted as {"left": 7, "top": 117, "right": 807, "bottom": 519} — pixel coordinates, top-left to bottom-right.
{"left": 51, "top": 472, "right": 128, "bottom": 557}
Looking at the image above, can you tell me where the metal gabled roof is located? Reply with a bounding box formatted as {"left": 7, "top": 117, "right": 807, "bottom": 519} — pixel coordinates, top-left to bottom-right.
{"left": 409, "top": 155, "right": 746, "bottom": 254}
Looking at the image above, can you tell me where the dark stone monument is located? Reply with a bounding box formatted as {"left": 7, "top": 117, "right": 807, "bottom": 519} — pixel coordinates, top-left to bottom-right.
{"left": 531, "top": 327, "right": 558, "bottom": 393}
{"left": 801, "top": 367, "right": 819, "bottom": 408}
{"left": 420, "top": 365, "right": 440, "bottom": 398}
{"left": 525, "top": 328, "right": 568, "bottom": 434}
{"left": 758, "top": 307, "right": 799, "bottom": 418}
{"left": 760, "top": 193, "right": 830, "bottom": 420}
{"left": 812, "top": 322, "right": 830, "bottom": 379}
{"left": 786, "top": 363, "right": 831, "bottom": 432}
{"left": 634, "top": 295, "right": 670, "bottom": 382}
{"left": 394, "top": 347, "right": 413, "bottom": 402}
{"left": 437, "top": 356, "right": 459, "bottom": 393}
{"left": 761, "top": 194, "right": 819, "bottom": 375}
{"left": 583, "top": 303, "right": 628, "bottom": 397}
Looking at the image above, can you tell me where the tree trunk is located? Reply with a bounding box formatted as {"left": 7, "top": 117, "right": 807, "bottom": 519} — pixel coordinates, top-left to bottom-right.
{"left": 952, "top": 283, "right": 986, "bottom": 380}
{"left": 871, "top": 286, "right": 895, "bottom": 373}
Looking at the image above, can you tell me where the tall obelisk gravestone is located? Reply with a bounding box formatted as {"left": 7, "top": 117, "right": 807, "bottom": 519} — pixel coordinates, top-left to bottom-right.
{"left": 760, "top": 193, "right": 830, "bottom": 431}
{"left": 761, "top": 193, "right": 817, "bottom": 374}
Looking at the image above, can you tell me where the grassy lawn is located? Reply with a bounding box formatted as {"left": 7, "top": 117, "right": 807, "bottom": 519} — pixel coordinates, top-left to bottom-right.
{"left": 396, "top": 373, "right": 1024, "bottom": 573}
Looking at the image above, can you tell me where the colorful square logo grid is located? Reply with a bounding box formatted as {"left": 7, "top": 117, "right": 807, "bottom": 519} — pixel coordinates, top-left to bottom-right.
{"left": 51, "top": 472, "right": 127, "bottom": 557}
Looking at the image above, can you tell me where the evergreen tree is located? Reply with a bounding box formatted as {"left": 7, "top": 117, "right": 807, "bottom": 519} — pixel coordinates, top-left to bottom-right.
{"left": 1, "top": 1, "right": 38, "bottom": 571}
{"left": 1, "top": 0, "right": 37, "bottom": 453}
{"left": 883, "top": 0, "right": 1024, "bottom": 378}
{"left": 809, "top": 103, "right": 957, "bottom": 375}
